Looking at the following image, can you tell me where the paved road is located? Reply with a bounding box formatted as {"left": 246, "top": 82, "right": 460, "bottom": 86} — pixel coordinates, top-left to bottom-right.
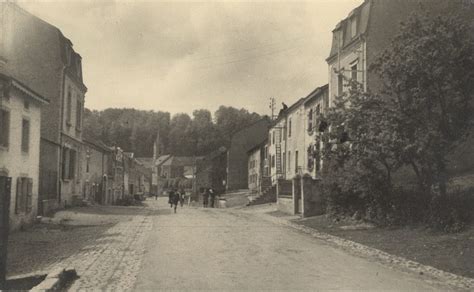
{"left": 134, "top": 198, "right": 447, "bottom": 291}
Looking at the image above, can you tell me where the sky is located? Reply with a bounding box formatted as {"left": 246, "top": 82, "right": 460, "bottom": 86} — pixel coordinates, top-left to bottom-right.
{"left": 19, "top": 0, "right": 363, "bottom": 117}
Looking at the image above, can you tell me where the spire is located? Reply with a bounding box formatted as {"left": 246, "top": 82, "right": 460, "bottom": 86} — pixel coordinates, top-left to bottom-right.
{"left": 153, "top": 128, "right": 160, "bottom": 160}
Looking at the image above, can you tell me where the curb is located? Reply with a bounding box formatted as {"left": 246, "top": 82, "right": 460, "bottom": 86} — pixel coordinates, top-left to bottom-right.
{"left": 31, "top": 267, "right": 77, "bottom": 291}
{"left": 258, "top": 212, "right": 474, "bottom": 291}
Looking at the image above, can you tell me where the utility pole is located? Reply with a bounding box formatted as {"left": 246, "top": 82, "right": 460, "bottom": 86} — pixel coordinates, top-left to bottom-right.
{"left": 269, "top": 97, "right": 276, "bottom": 120}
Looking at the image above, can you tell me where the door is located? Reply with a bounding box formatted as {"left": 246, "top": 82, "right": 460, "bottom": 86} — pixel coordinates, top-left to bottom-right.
{"left": 0, "top": 176, "right": 11, "bottom": 287}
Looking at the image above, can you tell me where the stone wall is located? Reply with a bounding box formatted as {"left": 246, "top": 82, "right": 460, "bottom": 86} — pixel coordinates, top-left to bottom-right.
{"left": 301, "top": 176, "right": 324, "bottom": 218}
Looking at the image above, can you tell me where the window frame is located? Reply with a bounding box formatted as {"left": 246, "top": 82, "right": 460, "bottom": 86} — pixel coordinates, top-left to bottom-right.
{"left": 0, "top": 107, "right": 10, "bottom": 149}
{"left": 21, "top": 117, "right": 30, "bottom": 154}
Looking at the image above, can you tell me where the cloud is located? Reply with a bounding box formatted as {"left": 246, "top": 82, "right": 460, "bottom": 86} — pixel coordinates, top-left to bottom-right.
{"left": 19, "top": 0, "right": 362, "bottom": 116}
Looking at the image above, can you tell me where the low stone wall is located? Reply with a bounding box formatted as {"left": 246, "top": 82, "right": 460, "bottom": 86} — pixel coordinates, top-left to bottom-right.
{"left": 277, "top": 197, "right": 294, "bottom": 215}
{"left": 302, "top": 177, "right": 324, "bottom": 218}
{"left": 276, "top": 179, "right": 292, "bottom": 198}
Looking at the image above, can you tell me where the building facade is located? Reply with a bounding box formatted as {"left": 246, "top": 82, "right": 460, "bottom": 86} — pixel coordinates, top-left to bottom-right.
{"left": 303, "top": 85, "right": 329, "bottom": 178}
{"left": 0, "top": 75, "right": 49, "bottom": 230}
{"left": 0, "top": 2, "right": 87, "bottom": 215}
{"left": 247, "top": 140, "right": 267, "bottom": 193}
{"left": 226, "top": 117, "right": 271, "bottom": 191}
{"left": 82, "top": 138, "right": 114, "bottom": 205}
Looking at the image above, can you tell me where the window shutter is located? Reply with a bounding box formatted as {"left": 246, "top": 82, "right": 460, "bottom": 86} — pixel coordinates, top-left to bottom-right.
{"left": 15, "top": 177, "right": 22, "bottom": 214}
{"left": 27, "top": 178, "right": 33, "bottom": 212}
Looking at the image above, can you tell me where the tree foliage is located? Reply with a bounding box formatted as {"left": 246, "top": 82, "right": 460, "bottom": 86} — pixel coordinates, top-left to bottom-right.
{"left": 83, "top": 106, "right": 261, "bottom": 157}
{"left": 371, "top": 13, "right": 474, "bottom": 194}
{"left": 320, "top": 12, "right": 474, "bottom": 230}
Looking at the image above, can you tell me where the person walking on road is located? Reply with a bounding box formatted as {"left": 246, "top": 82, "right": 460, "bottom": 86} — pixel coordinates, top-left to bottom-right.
{"left": 179, "top": 189, "right": 185, "bottom": 207}
{"left": 168, "top": 189, "right": 174, "bottom": 208}
{"left": 209, "top": 188, "right": 216, "bottom": 208}
{"left": 203, "top": 188, "right": 209, "bottom": 208}
{"left": 171, "top": 189, "right": 180, "bottom": 213}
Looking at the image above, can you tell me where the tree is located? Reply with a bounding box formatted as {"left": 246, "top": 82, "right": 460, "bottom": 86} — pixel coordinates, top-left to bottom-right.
{"left": 371, "top": 13, "right": 474, "bottom": 196}
{"left": 214, "top": 106, "right": 261, "bottom": 146}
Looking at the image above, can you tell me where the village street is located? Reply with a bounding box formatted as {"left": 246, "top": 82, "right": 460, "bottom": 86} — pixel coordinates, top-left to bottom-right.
{"left": 7, "top": 197, "right": 464, "bottom": 291}
{"left": 134, "top": 199, "right": 452, "bottom": 291}
{"left": 52, "top": 197, "right": 458, "bottom": 291}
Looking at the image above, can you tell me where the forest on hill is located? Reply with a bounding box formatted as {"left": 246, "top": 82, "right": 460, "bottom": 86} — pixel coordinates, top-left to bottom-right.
{"left": 83, "top": 106, "right": 263, "bottom": 157}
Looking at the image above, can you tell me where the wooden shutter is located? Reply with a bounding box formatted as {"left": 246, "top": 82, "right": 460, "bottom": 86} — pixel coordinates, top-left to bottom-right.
{"left": 0, "top": 109, "right": 10, "bottom": 147}
{"left": 15, "top": 177, "right": 22, "bottom": 214}
{"left": 26, "top": 178, "right": 33, "bottom": 212}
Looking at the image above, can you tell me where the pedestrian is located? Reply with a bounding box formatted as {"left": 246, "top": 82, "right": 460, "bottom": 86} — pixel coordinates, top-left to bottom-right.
{"left": 168, "top": 189, "right": 174, "bottom": 208}
{"left": 209, "top": 188, "right": 216, "bottom": 208}
{"left": 171, "top": 189, "right": 180, "bottom": 213}
{"left": 179, "top": 189, "right": 185, "bottom": 207}
{"left": 203, "top": 188, "right": 209, "bottom": 208}
{"left": 154, "top": 191, "right": 158, "bottom": 200}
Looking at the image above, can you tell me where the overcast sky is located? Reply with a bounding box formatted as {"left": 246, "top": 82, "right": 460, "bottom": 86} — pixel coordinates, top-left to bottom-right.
{"left": 19, "top": 0, "right": 362, "bottom": 116}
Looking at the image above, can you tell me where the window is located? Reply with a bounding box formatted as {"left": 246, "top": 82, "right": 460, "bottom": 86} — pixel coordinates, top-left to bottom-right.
{"left": 15, "top": 177, "right": 33, "bottom": 214}
{"left": 76, "top": 99, "right": 82, "bottom": 129}
{"left": 282, "top": 152, "right": 286, "bottom": 173}
{"left": 338, "top": 30, "right": 344, "bottom": 48}
{"left": 86, "top": 152, "right": 90, "bottom": 173}
{"left": 62, "top": 147, "right": 76, "bottom": 180}
{"left": 308, "top": 109, "right": 313, "bottom": 132}
{"left": 351, "top": 16, "right": 358, "bottom": 38}
{"left": 338, "top": 73, "right": 344, "bottom": 96}
{"left": 351, "top": 63, "right": 358, "bottom": 82}
{"left": 315, "top": 104, "right": 321, "bottom": 127}
{"left": 288, "top": 118, "right": 292, "bottom": 137}
{"left": 272, "top": 131, "right": 275, "bottom": 145}
{"left": 295, "top": 151, "right": 299, "bottom": 174}
{"left": 24, "top": 100, "right": 29, "bottom": 110}
{"left": 21, "top": 119, "right": 30, "bottom": 153}
{"left": 66, "top": 87, "right": 72, "bottom": 125}
{"left": 271, "top": 155, "right": 275, "bottom": 168}
{"left": 288, "top": 151, "right": 291, "bottom": 173}
{"left": 0, "top": 108, "right": 9, "bottom": 148}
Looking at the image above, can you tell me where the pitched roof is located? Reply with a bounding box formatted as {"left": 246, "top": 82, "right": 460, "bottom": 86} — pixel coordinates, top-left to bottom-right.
{"left": 304, "top": 84, "right": 329, "bottom": 107}
{"left": 0, "top": 2, "right": 86, "bottom": 102}
{"left": 162, "top": 156, "right": 199, "bottom": 167}
{"left": 135, "top": 157, "right": 155, "bottom": 169}
{"left": 155, "top": 155, "right": 171, "bottom": 166}
{"left": 83, "top": 137, "right": 113, "bottom": 153}
{"left": 273, "top": 97, "right": 307, "bottom": 124}
{"left": 247, "top": 138, "right": 268, "bottom": 154}
{"left": 327, "top": 0, "right": 371, "bottom": 61}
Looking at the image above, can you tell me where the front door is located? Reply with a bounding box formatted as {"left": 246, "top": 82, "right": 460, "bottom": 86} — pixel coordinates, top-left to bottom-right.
{"left": 0, "top": 176, "right": 12, "bottom": 286}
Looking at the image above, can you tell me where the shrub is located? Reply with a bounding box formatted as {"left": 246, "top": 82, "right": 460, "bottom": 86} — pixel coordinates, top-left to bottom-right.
{"left": 428, "top": 187, "right": 474, "bottom": 232}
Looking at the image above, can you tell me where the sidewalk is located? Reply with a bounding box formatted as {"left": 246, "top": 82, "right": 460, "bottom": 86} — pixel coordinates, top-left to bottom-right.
{"left": 241, "top": 204, "right": 474, "bottom": 291}
{"left": 7, "top": 204, "right": 151, "bottom": 290}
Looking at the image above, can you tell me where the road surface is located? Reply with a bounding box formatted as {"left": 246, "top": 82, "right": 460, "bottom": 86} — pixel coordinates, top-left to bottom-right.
{"left": 134, "top": 198, "right": 447, "bottom": 291}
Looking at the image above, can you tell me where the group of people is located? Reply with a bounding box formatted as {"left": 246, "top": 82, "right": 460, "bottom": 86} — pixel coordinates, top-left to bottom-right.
{"left": 167, "top": 189, "right": 186, "bottom": 213}
{"left": 202, "top": 187, "right": 217, "bottom": 208}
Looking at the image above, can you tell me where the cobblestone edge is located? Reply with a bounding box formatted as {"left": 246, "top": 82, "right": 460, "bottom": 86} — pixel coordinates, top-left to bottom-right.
{"left": 257, "top": 212, "right": 474, "bottom": 291}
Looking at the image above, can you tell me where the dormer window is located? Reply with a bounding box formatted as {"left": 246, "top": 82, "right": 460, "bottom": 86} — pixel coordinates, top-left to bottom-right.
{"left": 351, "top": 16, "right": 358, "bottom": 38}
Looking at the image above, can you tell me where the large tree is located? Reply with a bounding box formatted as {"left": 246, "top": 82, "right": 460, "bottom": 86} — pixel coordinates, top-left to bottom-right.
{"left": 371, "top": 13, "right": 474, "bottom": 195}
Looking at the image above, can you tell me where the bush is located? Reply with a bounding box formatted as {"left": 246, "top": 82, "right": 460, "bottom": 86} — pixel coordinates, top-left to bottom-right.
{"left": 428, "top": 188, "right": 474, "bottom": 232}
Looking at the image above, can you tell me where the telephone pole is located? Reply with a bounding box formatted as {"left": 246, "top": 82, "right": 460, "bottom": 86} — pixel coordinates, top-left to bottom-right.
{"left": 269, "top": 97, "right": 276, "bottom": 120}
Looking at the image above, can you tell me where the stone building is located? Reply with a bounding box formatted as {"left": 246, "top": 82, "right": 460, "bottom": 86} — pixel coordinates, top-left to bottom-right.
{"left": 195, "top": 147, "right": 227, "bottom": 195}
{"left": 268, "top": 99, "right": 306, "bottom": 184}
{"left": 303, "top": 85, "right": 329, "bottom": 178}
{"left": 247, "top": 139, "right": 268, "bottom": 194}
{"left": 269, "top": 86, "right": 328, "bottom": 216}
{"left": 0, "top": 2, "right": 87, "bottom": 214}
{"left": 0, "top": 74, "right": 49, "bottom": 230}
{"left": 226, "top": 117, "right": 271, "bottom": 191}
{"left": 82, "top": 138, "right": 114, "bottom": 205}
